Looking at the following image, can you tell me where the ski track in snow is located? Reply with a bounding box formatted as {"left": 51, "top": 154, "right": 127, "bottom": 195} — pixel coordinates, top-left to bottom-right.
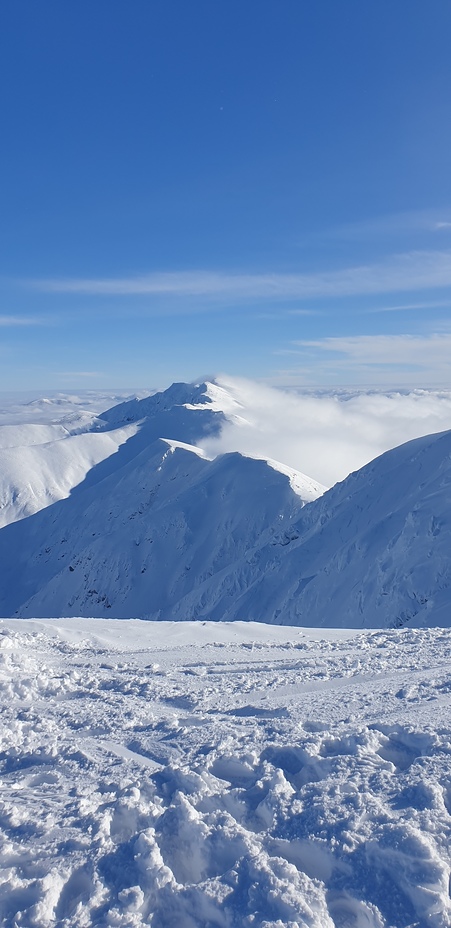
{"left": 1, "top": 619, "right": 451, "bottom": 928}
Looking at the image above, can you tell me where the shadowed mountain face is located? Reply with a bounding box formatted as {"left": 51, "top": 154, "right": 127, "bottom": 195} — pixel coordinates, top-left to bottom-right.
{"left": 0, "top": 380, "right": 450, "bottom": 629}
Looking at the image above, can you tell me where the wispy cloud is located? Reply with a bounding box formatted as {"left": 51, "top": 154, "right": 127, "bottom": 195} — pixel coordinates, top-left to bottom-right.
{"left": 285, "top": 334, "right": 451, "bottom": 384}
{"left": 254, "top": 308, "right": 317, "bottom": 320}
{"left": 317, "top": 209, "right": 451, "bottom": 242}
{"left": 55, "top": 371, "right": 105, "bottom": 378}
{"left": 0, "top": 315, "right": 51, "bottom": 326}
{"left": 29, "top": 249, "right": 451, "bottom": 302}
{"left": 293, "top": 333, "right": 451, "bottom": 363}
{"left": 366, "top": 300, "right": 451, "bottom": 313}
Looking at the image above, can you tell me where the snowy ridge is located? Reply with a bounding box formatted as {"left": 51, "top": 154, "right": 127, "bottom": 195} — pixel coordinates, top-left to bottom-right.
{"left": 1, "top": 618, "right": 451, "bottom": 927}
{"left": 0, "top": 389, "right": 151, "bottom": 526}
{"left": 250, "top": 455, "right": 326, "bottom": 503}
{"left": 0, "top": 381, "right": 258, "bottom": 527}
{"left": 98, "top": 381, "right": 239, "bottom": 428}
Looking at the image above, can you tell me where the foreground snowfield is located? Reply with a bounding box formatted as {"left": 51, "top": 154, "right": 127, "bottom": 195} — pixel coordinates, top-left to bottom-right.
{"left": 1, "top": 618, "right": 451, "bottom": 928}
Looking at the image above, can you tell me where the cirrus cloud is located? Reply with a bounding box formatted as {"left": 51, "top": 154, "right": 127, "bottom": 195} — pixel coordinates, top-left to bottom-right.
{"left": 286, "top": 334, "right": 451, "bottom": 384}
{"left": 0, "top": 315, "right": 51, "bottom": 326}
{"left": 29, "top": 249, "right": 451, "bottom": 302}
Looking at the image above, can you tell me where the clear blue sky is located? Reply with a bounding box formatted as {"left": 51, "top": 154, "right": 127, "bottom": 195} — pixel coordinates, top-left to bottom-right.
{"left": 1, "top": 0, "right": 451, "bottom": 389}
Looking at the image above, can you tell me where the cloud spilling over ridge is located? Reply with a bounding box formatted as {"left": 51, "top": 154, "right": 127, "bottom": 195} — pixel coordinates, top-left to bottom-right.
{"left": 201, "top": 376, "right": 451, "bottom": 486}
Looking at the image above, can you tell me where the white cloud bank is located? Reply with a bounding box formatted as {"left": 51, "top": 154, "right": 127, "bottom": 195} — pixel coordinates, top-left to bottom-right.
{"left": 202, "top": 375, "right": 451, "bottom": 486}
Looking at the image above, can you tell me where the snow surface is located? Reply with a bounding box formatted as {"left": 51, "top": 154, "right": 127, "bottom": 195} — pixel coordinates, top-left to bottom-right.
{"left": 1, "top": 617, "right": 451, "bottom": 928}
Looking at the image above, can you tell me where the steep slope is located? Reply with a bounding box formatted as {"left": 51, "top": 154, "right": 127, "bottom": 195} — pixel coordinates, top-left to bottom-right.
{"left": 0, "top": 382, "right": 323, "bottom": 618}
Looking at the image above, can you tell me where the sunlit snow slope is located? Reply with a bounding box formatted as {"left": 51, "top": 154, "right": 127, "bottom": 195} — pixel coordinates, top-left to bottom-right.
{"left": 0, "top": 391, "right": 144, "bottom": 527}
{"left": 0, "top": 382, "right": 324, "bottom": 620}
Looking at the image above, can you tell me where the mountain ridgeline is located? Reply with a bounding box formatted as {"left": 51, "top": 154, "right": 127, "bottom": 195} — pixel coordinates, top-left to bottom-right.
{"left": 0, "top": 381, "right": 449, "bottom": 628}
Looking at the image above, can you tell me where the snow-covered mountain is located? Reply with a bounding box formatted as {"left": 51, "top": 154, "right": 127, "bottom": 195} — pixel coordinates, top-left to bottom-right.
{"left": 0, "top": 381, "right": 324, "bottom": 620}
{"left": 0, "top": 379, "right": 449, "bottom": 628}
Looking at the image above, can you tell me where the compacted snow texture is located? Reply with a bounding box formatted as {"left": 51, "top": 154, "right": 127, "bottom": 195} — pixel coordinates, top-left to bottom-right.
{"left": 1, "top": 618, "right": 451, "bottom": 928}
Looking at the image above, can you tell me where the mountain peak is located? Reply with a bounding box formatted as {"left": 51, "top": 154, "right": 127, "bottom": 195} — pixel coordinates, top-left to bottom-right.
{"left": 99, "top": 380, "right": 229, "bottom": 426}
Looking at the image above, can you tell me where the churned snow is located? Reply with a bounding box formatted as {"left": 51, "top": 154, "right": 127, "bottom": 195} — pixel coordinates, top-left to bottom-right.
{"left": 1, "top": 618, "right": 451, "bottom": 928}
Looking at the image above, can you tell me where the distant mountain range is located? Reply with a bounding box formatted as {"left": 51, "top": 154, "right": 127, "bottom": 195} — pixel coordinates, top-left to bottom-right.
{"left": 0, "top": 381, "right": 449, "bottom": 628}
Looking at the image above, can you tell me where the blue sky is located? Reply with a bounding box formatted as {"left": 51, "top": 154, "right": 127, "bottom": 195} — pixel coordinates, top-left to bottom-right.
{"left": 1, "top": 0, "right": 451, "bottom": 389}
